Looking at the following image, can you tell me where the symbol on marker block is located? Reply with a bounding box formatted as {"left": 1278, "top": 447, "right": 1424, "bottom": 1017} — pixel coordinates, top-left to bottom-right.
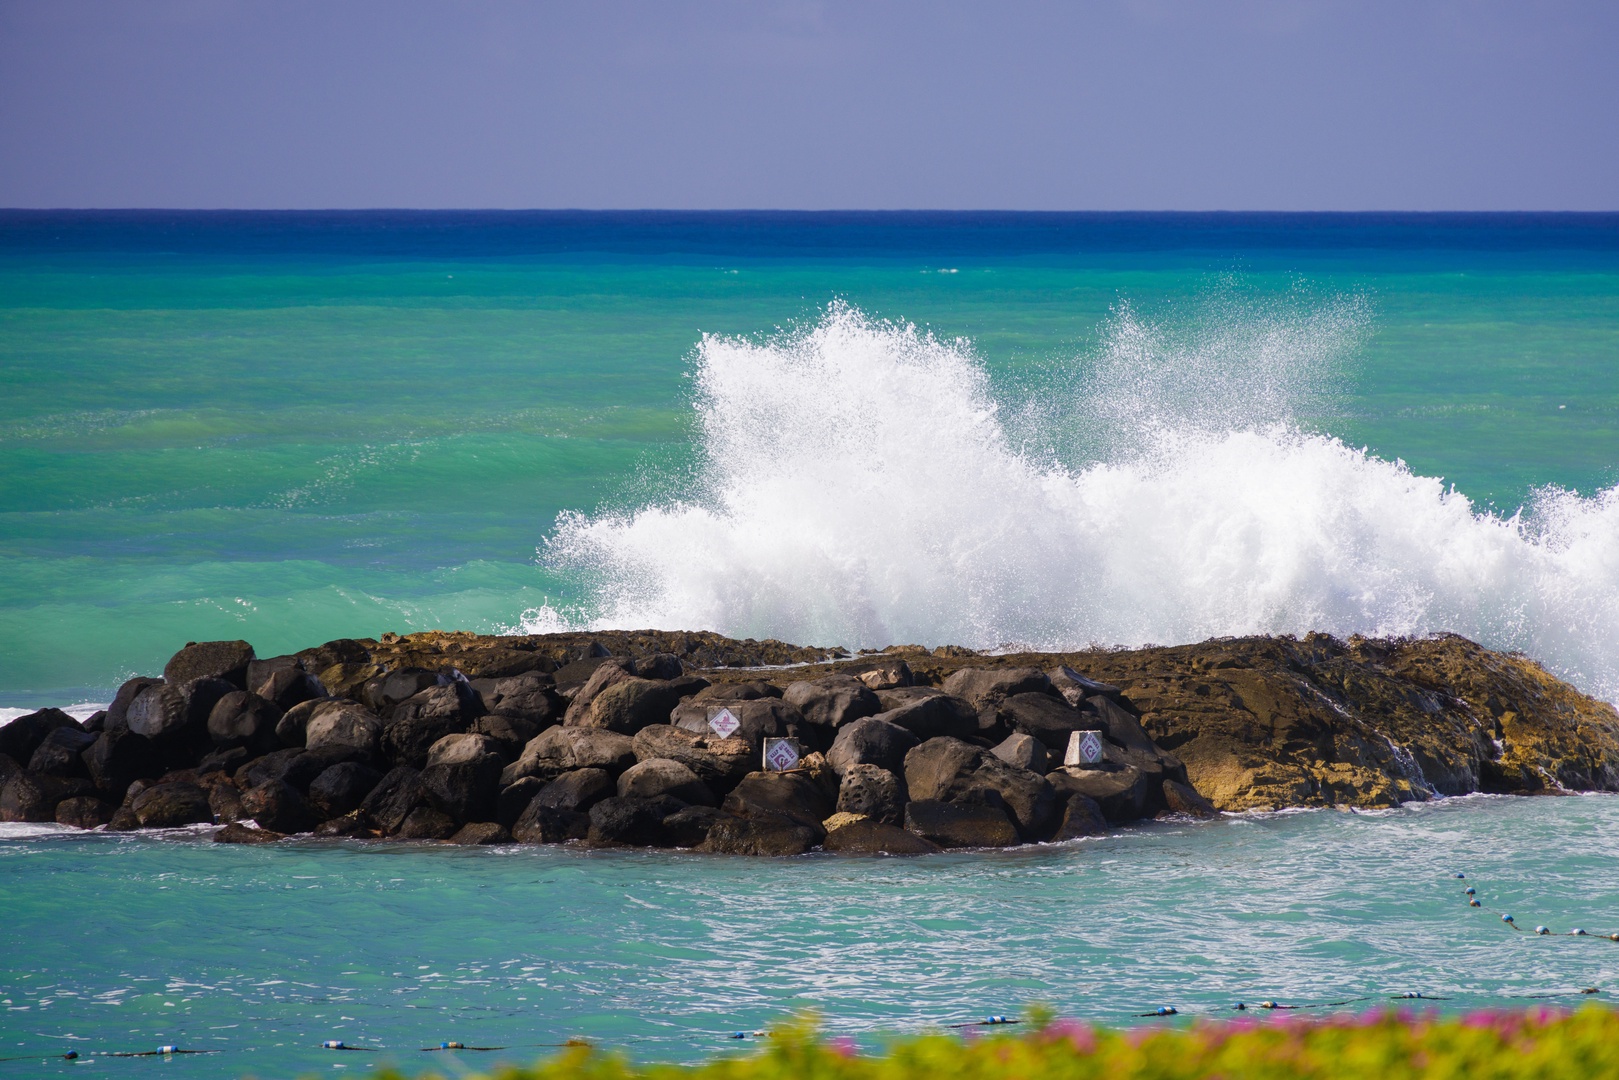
{"left": 1065, "top": 729, "right": 1104, "bottom": 767}
{"left": 708, "top": 707, "right": 741, "bottom": 739}
{"left": 763, "top": 737, "right": 801, "bottom": 772}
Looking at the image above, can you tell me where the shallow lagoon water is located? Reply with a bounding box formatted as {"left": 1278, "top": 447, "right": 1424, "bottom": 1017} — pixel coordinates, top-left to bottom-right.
{"left": 2, "top": 794, "right": 1616, "bottom": 1078}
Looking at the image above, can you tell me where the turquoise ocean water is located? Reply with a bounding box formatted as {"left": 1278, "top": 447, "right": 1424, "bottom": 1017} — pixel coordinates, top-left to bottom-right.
{"left": 2, "top": 214, "right": 1618, "bottom": 1076}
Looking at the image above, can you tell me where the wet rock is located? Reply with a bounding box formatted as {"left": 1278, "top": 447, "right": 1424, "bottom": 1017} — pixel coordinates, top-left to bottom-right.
{"left": 254, "top": 667, "right": 327, "bottom": 712}
{"left": 873, "top": 690, "right": 981, "bottom": 741}
{"left": 397, "top": 806, "right": 458, "bottom": 840}
{"left": 308, "top": 761, "right": 383, "bottom": 820}
{"left": 510, "top": 800, "right": 589, "bottom": 844}
{"left": 242, "top": 778, "right": 316, "bottom": 833}
{"left": 128, "top": 678, "right": 233, "bottom": 744}
{"left": 1048, "top": 765, "right": 1152, "bottom": 824}
{"left": 782, "top": 675, "right": 881, "bottom": 730}
{"left": 577, "top": 676, "right": 706, "bottom": 735}
{"left": 303, "top": 702, "right": 383, "bottom": 758}
{"left": 902, "top": 737, "right": 985, "bottom": 802}
{"left": 1047, "top": 665, "right": 1120, "bottom": 706}
{"left": 942, "top": 666, "right": 1052, "bottom": 708}
{"left": 834, "top": 763, "right": 906, "bottom": 825}
{"left": 1, "top": 772, "right": 92, "bottom": 821}
{"left": 721, "top": 772, "right": 832, "bottom": 835}
{"left": 823, "top": 818, "right": 941, "bottom": 855}
{"left": 1050, "top": 793, "right": 1109, "bottom": 840}
{"left": 617, "top": 758, "right": 716, "bottom": 805}
{"left": 208, "top": 782, "right": 245, "bottom": 823}
{"left": 990, "top": 732, "right": 1048, "bottom": 774}
{"left": 206, "top": 691, "right": 284, "bottom": 749}
{"left": 1162, "top": 779, "right": 1219, "bottom": 817}
{"left": 964, "top": 756, "right": 1058, "bottom": 838}
{"left": 826, "top": 717, "right": 919, "bottom": 776}
{"left": 165, "top": 640, "right": 255, "bottom": 688}
{"left": 314, "top": 810, "right": 376, "bottom": 837}
{"left": 697, "top": 815, "right": 819, "bottom": 855}
{"left": 234, "top": 747, "right": 307, "bottom": 789}
{"left": 529, "top": 768, "right": 614, "bottom": 814}
{"left": 214, "top": 822, "right": 285, "bottom": 844}
{"left": 131, "top": 781, "right": 214, "bottom": 828}
{"left": 0, "top": 753, "right": 18, "bottom": 782}
{"left": 469, "top": 714, "right": 541, "bottom": 760}
{"left": 662, "top": 804, "right": 725, "bottom": 847}
{"left": 54, "top": 795, "right": 113, "bottom": 829}
{"left": 28, "top": 725, "right": 96, "bottom": 777}
{"left": 996, "top": 693, "right": 1088, "bottom": 754}
{"left": 501, "top": 727, "right": 636, "bottom": 785}
{"left": 903, "top": 797, "right": 1019, "bottom": 848}
{"left": 631, "top": 725, "right": 753, "bottom": 791}
{"left": 421, "top": 751, "right": 502, "bottom": 825}
{"left": 274, "top": 698, "right": 323, "bottom": 748}
{"left": 106, "top": 677, "right": 163, "bottom": 731}
{"left": 198, "top": 745, "right": 251, "bottom": 778}
{"left": 586, "top": 796, "right": 667, "bottom": 846}
{"left": 81, "top": 727, "right": 161, "bottom": 796}
{"left": 472, "top": 671, "right": 560, "bottom": 726}
{"left": 105, "top": 806, "right": 140, "bottom": 831}
{"left": 856, "top": 658, "right": 913, "bottom": 690}
{"left": 0, "top": 708, "right": 80, "bottom": 764}
{"left": 448, "top": 822, "right": 510, "bottom": 845}
{"left": 382, "top": 686, "right": 476, "bottom": 768}
{"left": 669, "top": 697, "right": 806, "bottom": 750}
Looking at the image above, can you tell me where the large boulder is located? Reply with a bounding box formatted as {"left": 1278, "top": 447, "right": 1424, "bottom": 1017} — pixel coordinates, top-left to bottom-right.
{"left": 823, "top": 818, "right": 940, "bottom": 855}
{"left": 81, "top": 727, "right": 162, "bottom": 797}
{"left": 964, "top": 756, "right": 1058, "bottom": 837}
{"left": 164, "top": 640, "right": 255, "bottom": 688}
{"left": 1, "top": 771, "right": 91, "bottom": 822}
{"left": 308, "top": 761, "right": 383, "bottom": 820}
{"left": 253, "top": 667, "right": 327, "bottom": 712}
{"left": 501, "top": 727, "right": 636, "bottom": 785}
{"left": 397, "top": 807, "right": 458, "bottom": 839}
{"left": 669, "top": 697, "right": 807, "bottom": 750}
{"left": 631, "top": 725, "right": 753, "bottom": 791}
{"left": 662, "top": 805, "right": 726, "bottom": 847}
{"left": 425, "top": 732, "right": 502, "bottom": 768}
{"left": 562, "top": 660, "right": 638, "bottom": 725}
{"left": 448, "top": 822, "right": 510, "bottom": 845}
{"left": 529, "top": 768, "right": 615, "bottom": 814}
{"left": 215, "top": 822, "right": 285, "bottom": 844}
{"left": 903, "top": 797, "right": 1019, "bottom": 848}
{"left": 1050, "top": 792, "right": 1109, "bottom": 840}
{"left": 942, "top": 667, "right": 1052, "bottom": 708}
{"left": 28, "top": 725, "right": 96, "bottom": 777}
{"left": 1048, "top": 764, "right": 1154, "bottom": 824}
{"left": 468, "top": 714, "right": 541, "bottom": 761}
{"left": 0, "top": 708, "right": 80, "bottom": 764}
{"left": 105, "top": 677, "right": 162, "bottom": 731}
{"left": 304, "top": 702, "right": 384, "bottom": 758}
{"left": 274, "top": 698, "right": 323, "bottom": 748}
{"left": 382, "top": 685, "right": 477, "bottom": 767}
{"left": 1047, "top": 665, "right": 1120, "bottom": 706}
{"left": 421, "top": 746, "right": 502, "bottom": 825}
{"left": 1163, "top": 779, "right": 1218, "bottom": 817}
{"left": 359, "top": 766, "right": 427, "bottom": 834}
{"left": 698, "top": 815, "right": 819, "bottom": 856}
{"left": 617, "top": 758, "right": 716, "bottom": 806}
{"left": 995, "top": 693, "right": 1089, "bottom": 753}
{"left": 206, "top": 691, "right": 284, "bottom": 749}
{"left": 472, "top": 670, "right": 560, "bottom": 726}
{"left": 855, "top": 658, "right": 913, "bottom": 690}
{"left": 782, "top": 675, "right": 881, "bottom": 730}
{"left": 127, "top": 678, "right": 234, "bottom": 744}
{"left": 826, "top": 717, "right": 918, "bottom": 776}
{"left": 872, "top": 690, "right": 981, "bottom": 741}
{"left": 721, "top": 772, "right": 833, "bottom": 835}
{"left": 361, "top": 668, "right": 443, "bottom": 714}
{"left": 903, "top": 737, "right": 985, "bottom": 802}
{"left": 990, "top": 732, "right": 1049, "bottom": 774}
{"left": 242, "top": 778, "right": 316, "bottom": 833}
{"left": 233, "top": 747, "right": 307, "bottom": 789}
{"left": 55, "top": 795, "right": 113, "bottom": 829}
{"left": 835, "top": 764, "right": 906, "bottom": 826}
{"left": 131, "top": 782, "right": 214, "bottom": 828}
{"left": 585, "top": 796, "right": 667, "bottom": 847}
{"left": 510, "top": 800, "right": 589, "bottom": 844}
{"left": 575, "top": 677, "right": 704, "bottom": 735}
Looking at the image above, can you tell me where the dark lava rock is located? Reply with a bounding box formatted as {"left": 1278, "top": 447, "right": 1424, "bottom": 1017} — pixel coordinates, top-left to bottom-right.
{"left": 105, "top": 806, "right": 140, "bottom": 831}
{"left": 1, "top": 772, "right": 92, "bottom": 821}
{"left": 241, "top": 779, "right": 316, "bottom": 834}
{"left": 81, "top": 726, "right": 161, "bottom": 796}
{"left": 575, "top": 676, "right": 706, "bottom": 735}
{"left": 206, "top": 691, "right": 283, "bottom": 749}
{"left": 131, "top": 782, "right": 214, "bottom": 828}
{"left": 421, "top": 756, "right": 501, "bottom": 825}
{"left": 214, "top": 822, "right": 285, "bottom": 844}
{"left": 496, "top": 776, "right": 546, "bottom": 827}
{"left": 903, "top": 737, "right": 986, "bottom": 802}
{"left": 721, "top": 772, "right": 832, "bottom": 834}
{"left": 835, "top": 763, "right": 906, "bottom": 826}
{"left": 586, "top": 796, "right": 667, "bottom": 846}
{"left": 0, "top": 708, "right": 80, "bottom": 764}
{"left": 396, "top": 806, "right": 458, "bottom": 840}
{"left": 826, "top": 717, "right": 919, "bottom": 776}
{"left": 942, "top": 666, "right": 1053, "bottom": 708}
{"left": 359, "top": 766, "right": 427, "bottom": 834}
{"left": 996, "top": 693, "right": 1088, "bottom": 754}
{"left": 304, "top": 702, "right": 384, "bottom": 758}
{"left": 662, "top": 804, "right": 725, "bottom": 847}
{"left": 990, "top": 732, "right": 1049, "bottom": 774}
{"left": 530, "top": 768, "right": 614, "bottom": 814}
{"left": 510, "top": 800, "right": 589, "bottom": 844}
{"left": 54, "top": 795, "right": 113, "bottom": 829}
{"left": 472, "top": 670, "right": 560, "bottom": 726}
{"left": 274, "top": 698, "right": 322, "bottom": 748}
{"left": 1048, "top": 765, "right": 1152, "bottom": 824}
{"left": 165, "top": 640, "right": 255, "bottom": 688}
{"left": 308, "top": 761, "right": 383, "bottom": 820}
{"left": 382, "top": 686, "right": 478, "bottom": 767}
{"left": 823, "top": 818, "right": 940, "bottom": 855}
{"left": 617, "top": 758, "right": 716, "bottom": 806}
{"left": 872, "top": 689, "right": 981, "bottom": 741}
{"left": 362, "top": 668, "right": 442, "bottom": 713}
{"left": 314, "top": 810, "right": 377, "bottom": 837}
{"left": 208, "top": 782, "right": 245, "bottom": 822}
{"left": 0, "top": 753, "right": 18, "bottom": 783}
{"left": 502, "top": 727, "right": 636, "bottom": 785}
{"left": 630, "top": 725, "right": 754, "bottom": 791}
{"left": 697, "top": 815, "right": 819, "bottom": 856}
{"left": 81, "top": 710, "right": 107, "bottom": 734}
{"left": 128, "top": 678, "right": 233, "bottom": 743}
{"left": 234, "top": 747, "right": 307, "bottom": 789}
{"left": 1162, "top": 779, "right": 1219, "bottom": 817}
{"left": 28, "top": 725, "right": 97, "bottom": 777}
{"left": 963, "top": 756, "right": 1058, "bottom": 838}
{"left": 198, "top": 745, "right": 251, "bottom": 776}
{"left": 1050, "top": 792, "right": 1109, "bottom": 840}
{"left": 106, "top": 677, "right": 162, "bottom": 731}
{"left": 468, "top": 714, "right": 541, "bottom": 760}
{"left": 254, "top": 667, "right": 327, "bottom": 712}
{"left": 782, "top": 674, "right": 881, "bottom": 730}
{"left": 903, "top": 797, "right": 1019, "bottom": 848}
{"left": 448, "top": 822, "right": 510, "bottom": 845}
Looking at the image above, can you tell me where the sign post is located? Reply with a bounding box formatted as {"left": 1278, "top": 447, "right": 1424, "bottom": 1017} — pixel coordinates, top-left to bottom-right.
{"left": 1064, "top": 730, "right": 1105, "bottom": 767}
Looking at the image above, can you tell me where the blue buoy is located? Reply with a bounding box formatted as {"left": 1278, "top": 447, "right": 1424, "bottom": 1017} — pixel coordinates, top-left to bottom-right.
{"left": 64, "top": 1051, "right": 78, "bottom": 1060}
{"left": 322, "top": 1040, "right": 345, "bottom": 1050}
{"left": 1469, "top": 899, "right": 1481, "bottom": 907}
{"left": 158, "top": 1046, "right": 177, "bottom": 1055}
{"left": 1573, "top": 929, "right": 1588, "bottom": 936}
{"left": 985, "top": 1016, "right": 1008, "bottom": 1024}
{"left": 1233, "top": 1002, "right": 1247, "bottom": 1010}
{"left": 1465, "top": 887, "right": 1475, "bottom": 895}
{"left": 440, "top": 1041, "right": 464, "bottom": 1050}
{"left": 1536, "top": 926, "right": 1551, "bottom": 935}
{"left": 1156, "top": 1006, "right": 1177, "bottom": 1016}
{"left": 731, "top": 1032, "right": 747, "bottom": 1039}
{"left": 1502, "top": 914, "right": 1515, "bottom": 923}
{"left": 1454, "top": 873, "right": 1465, "bottom": 879}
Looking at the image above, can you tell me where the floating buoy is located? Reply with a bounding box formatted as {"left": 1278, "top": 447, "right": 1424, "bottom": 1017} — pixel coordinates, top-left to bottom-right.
{"left": 1573, "top": 929, "right": 1588, "bottom": 936}
{"left": 158, "top": 1046, "right": 177, "bottom": 1055}
{"left": 730, "top": 1032, "right": 748, "bottom": 1039}
{"left": 1470, "top": 899, "right": 1481, "bottom": 907}
{"left": 63, "top": 1051, "right": 78, "bottom": 1060}
{"left": 441, "top": 1041, "right": 465, "bottom": 1050}
{"left": 1536, "top": 926, "right": 1551, "bottom": 935}
{"left": 1233, "top": 1002, "right": 1247, "bottom": 1010}
{"left": 1502, "top": 914, "right": 1515, "bottom": 924}
{"left": 322, "top": 1040, "right": 345, "bottom": 1050}
{"left": 1454, "top": 873, "right": 1466, "bottom": 879}
{"left": 1465, "top": 887, "right": 1476, "bottom": 896}
{"left": 1155, "top": 1006, "right": 1177, "bottom": 1016}
{"left": 1610, "top": 934, "right": 1619, "bottom": 942}
{"left": 984, "top": 1015, "right": 1010, "bottom": 1025}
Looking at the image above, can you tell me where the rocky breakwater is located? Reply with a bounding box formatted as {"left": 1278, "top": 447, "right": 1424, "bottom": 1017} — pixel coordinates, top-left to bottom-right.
{"left": 2, "top": 629, "right": 1615, "bottom": 854}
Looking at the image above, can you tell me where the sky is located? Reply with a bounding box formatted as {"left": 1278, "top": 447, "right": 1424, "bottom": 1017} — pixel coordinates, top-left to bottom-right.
{"left": 1, "top": 0, "right": 1616, "bottom": 211}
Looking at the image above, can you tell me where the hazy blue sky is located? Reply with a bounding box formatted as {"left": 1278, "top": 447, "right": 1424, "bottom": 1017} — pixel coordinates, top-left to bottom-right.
{"left": 2, "top": 0, "right": 1616, "bottom": 210}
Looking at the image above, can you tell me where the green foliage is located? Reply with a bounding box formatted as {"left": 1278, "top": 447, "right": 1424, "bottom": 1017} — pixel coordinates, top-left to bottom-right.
{"left": 373, "top": 1006, "right": 1619, "bottom": 1080}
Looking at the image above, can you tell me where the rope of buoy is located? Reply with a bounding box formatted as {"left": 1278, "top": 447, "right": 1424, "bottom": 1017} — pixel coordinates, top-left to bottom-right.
{"left": 1456, "top": 874, "right": 1618, "bottom": 940}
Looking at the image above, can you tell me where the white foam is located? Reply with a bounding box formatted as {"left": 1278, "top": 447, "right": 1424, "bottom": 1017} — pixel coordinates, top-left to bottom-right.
{"left": 526, "top": 302, "right": 1619, "bottom": 704}
{"left": 0, "top": 703, "right": 108, "bottom": 727}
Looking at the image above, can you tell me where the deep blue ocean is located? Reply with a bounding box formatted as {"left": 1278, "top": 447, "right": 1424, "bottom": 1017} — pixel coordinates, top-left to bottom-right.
{"left": 1, "top": 213, "right": 1617, "bottom": 1078}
